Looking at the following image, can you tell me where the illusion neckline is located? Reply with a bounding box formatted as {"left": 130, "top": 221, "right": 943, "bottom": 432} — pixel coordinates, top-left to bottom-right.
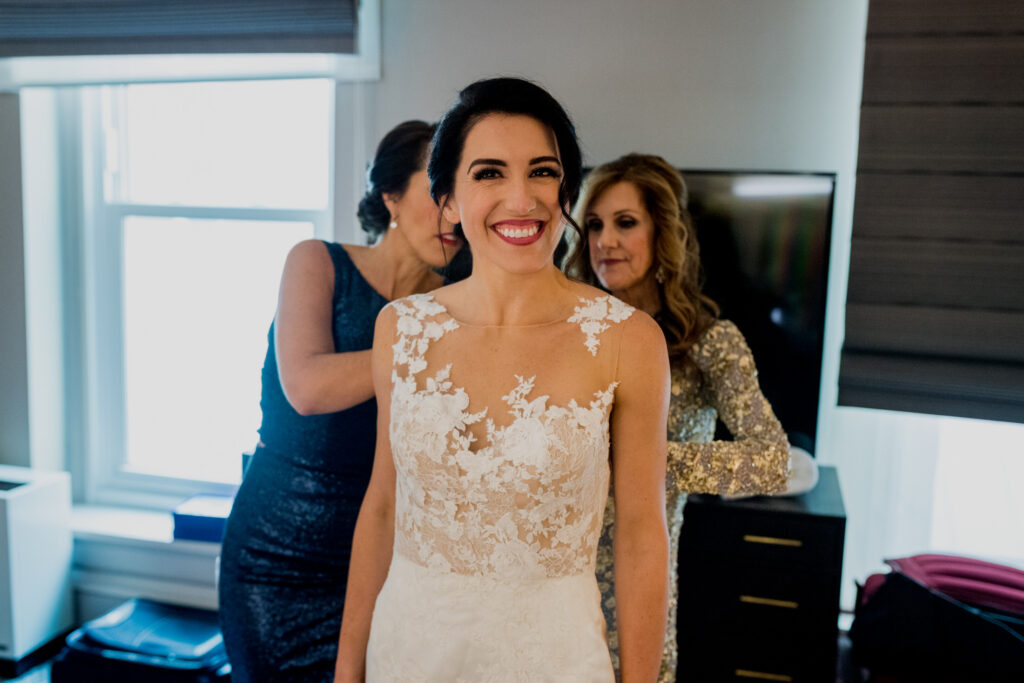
{"left": 423, "top": 292, "right": 580, "bottom": 330}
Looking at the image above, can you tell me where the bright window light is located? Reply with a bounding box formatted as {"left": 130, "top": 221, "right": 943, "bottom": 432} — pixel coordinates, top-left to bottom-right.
{"left": 83, "top": 78, "right": 334, "bottom": 495}
{"left": 122, "top": 217, "right": 313, "bottom": 484}
{"left": 931, "top": 417, "right": 1024, "bottom": 567}
{"left": 106, "top": 79, "right": 332, "bottom": 209}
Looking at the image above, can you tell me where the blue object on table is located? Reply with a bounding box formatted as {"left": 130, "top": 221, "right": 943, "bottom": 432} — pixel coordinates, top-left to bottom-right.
{"left": 172, "top": 493, "right": 234, "bottom": 543}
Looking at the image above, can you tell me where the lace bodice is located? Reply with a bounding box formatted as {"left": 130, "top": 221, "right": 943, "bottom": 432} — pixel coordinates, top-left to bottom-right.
{"left": 387, "top": 293, "right": 635, "bottom": 581}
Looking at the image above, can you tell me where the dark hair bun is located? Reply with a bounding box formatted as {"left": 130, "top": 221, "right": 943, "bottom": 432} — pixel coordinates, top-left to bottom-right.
{"left": 356, "top": 189, "right": 390, "bottom": 237}
{"left": 357, "top": 120, "right": 436, "bottom": 241}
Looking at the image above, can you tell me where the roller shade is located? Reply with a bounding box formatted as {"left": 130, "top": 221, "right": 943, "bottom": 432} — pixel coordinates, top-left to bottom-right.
{"left": 838, "top": 0, "right": 1024, "bottom": 423}
{"left": 0, "top": 0, "right": 358, "bottom": 57}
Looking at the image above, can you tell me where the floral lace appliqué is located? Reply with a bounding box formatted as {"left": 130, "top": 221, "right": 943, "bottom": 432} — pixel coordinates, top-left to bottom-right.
{"left": 568, "top": 295, "right": 635, "bottom": 356}
{"left": 387, "top": 293, "right": 628, "bottom": 580}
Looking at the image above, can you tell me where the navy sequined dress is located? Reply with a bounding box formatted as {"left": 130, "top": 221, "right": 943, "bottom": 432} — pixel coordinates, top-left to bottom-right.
{"left": 219, "top": 241, "right": 387, "bottom": 682}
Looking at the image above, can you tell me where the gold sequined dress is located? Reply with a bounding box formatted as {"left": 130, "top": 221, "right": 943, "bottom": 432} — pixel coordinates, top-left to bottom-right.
{"left": 596, "top": 319, "right": 789, "bottom": 682}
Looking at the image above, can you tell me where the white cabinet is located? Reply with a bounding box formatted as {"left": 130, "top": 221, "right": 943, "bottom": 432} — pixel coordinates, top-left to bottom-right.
{"left": 0, "top": 466, "right": 73, "bottom": 666}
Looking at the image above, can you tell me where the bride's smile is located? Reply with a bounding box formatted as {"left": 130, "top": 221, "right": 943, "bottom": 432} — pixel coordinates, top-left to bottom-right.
{"left": 492, "top": 219, "right": 544, "bottom": 244}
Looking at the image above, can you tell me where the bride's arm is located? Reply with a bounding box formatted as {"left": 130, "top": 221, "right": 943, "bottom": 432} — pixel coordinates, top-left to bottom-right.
{"left": 611, "top": 313, "right": 671, "bottom": 683}
{"left": 335, "top": 307, "right": 398, "bottom": 683}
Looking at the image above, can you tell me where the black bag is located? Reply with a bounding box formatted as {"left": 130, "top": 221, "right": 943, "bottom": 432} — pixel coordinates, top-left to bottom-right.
{"left": 850, "top": 558, "right": 1024, "bottom": 682}
{"left": 50, "top": 598, "right": 231, "bottom": 683}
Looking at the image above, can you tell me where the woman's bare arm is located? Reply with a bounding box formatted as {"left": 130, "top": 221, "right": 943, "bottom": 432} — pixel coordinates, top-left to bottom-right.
{"left": 334, "top": 306, "right": 398, "bottom": 682}
{"left": 612, "top": 313, "right": 671, "bottom": 683}
{"left": 275, "top": 240, "right": 375, "bottom": 416}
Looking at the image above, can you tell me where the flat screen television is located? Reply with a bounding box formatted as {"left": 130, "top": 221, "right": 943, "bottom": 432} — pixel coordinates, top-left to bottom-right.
{"left": 681, "top": 170, "right": 835, "bottom": 455}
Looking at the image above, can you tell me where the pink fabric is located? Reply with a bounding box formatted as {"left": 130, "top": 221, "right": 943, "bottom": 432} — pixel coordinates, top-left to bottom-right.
{"left": 860, "top": 572, "right": 888, "bottom": 605}
{"left": 884, "top": 553, "right": 1024, "bottom": 615}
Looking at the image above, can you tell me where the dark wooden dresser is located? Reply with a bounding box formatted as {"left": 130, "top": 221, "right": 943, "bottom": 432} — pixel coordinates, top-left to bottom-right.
{"left": 675, "top": 465, "right": 846, "bottom": 682}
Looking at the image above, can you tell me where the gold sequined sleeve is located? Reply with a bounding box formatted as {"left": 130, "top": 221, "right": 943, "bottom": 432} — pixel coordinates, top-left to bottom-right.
{"left": 668, "top": 320, "right": 790, "bottom": 497}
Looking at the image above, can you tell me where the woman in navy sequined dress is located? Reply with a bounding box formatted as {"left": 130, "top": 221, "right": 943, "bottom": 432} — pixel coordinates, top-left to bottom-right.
{"left": 218, "top": 121, "right": 464, "bottom": 682}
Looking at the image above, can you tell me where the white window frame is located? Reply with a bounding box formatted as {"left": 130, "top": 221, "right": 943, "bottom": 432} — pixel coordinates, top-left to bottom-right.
{"left": 70, "top": 82, "right": 335, "bottom": 509}
{"left": 14, "top": 1, "right": 380, "bottom": 509}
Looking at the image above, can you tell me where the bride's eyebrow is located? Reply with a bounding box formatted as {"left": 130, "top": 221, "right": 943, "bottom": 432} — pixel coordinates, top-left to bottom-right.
{"left": 466, "top": 156, "right": 562, "bottom": 174}
{"left": 467, "top": 158, "right": 505, "bottom": 173}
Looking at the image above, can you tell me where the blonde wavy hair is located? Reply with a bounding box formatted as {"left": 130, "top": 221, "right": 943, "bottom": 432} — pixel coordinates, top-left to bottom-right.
{"left": 567, "top": 153, "right": 719, "bottom": 361}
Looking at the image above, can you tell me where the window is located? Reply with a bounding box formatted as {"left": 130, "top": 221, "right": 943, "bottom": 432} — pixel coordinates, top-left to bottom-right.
{"left": 73, "top": 79, "right": 334, "bottom": 505}
{"left": 930, "top": 417, "right": 1024, "bottom": 565}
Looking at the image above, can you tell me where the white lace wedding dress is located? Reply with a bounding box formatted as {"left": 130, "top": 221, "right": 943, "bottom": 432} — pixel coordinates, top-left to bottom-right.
{"left": 365, "top": 292, "right": 635, "bottom": 682}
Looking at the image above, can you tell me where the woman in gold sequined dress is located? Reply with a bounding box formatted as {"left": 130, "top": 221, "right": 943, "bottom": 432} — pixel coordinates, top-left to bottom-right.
{"left": 568, "top": 153, "right": 791, "bottom": 682}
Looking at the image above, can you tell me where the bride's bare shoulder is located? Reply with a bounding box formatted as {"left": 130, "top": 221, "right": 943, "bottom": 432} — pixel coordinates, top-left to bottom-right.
{"left": 562, "top": 280, "right": 612, "bottom": 302}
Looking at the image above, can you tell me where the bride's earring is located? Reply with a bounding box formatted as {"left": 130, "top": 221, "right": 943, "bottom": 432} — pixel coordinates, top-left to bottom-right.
{"left": 389, "top": 219, "right": 398, "bottom": 230}
{"left": 655, "top": 265, "right": 667, "bottom": 283}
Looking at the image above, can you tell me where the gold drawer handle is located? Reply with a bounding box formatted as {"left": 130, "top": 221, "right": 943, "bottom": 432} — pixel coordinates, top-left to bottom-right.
{"left": 740, "top": 595, "right": 799, "bottom": 609}
{"left": 743, "top": 534, "right": 802, "bottom": 547}
{"left": 735, "top": 670, "right": 793, "bottom": 681}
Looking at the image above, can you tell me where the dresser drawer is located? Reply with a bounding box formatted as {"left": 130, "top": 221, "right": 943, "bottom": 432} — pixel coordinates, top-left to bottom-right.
{"left": 679, "top": 503, "right": 844, "bottom": 572}
{"left": 672, "top": 468, "right": 846, "bottom": 681}
{"left": 678, "top": 564, "right": 842, "bottom": 629}
{"left": 678, "top": 624, "right": 837, "bottom": 683}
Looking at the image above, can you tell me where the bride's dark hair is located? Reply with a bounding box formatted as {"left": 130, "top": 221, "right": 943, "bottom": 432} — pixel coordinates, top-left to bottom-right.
{"left": 427, "top": 77, "right": 584, "bottom": 257}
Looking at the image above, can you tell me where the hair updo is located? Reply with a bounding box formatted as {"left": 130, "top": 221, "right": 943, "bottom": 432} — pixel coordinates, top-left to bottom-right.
{"left": 357, "top": 120, "right": 436, "bottom": 241}
{"left": 427, "top": 77, "right": 583, "bottom": 240}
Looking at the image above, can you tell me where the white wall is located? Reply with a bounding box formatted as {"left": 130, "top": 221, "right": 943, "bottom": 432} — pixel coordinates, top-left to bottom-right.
{"left": 369, "top": 0, "right": 865, "bottom": 171}
{"left": 1, "top": 90, "right": 66, "bottom": 474}
{"left": 0, "top": 92, "right": 31, "bottom": 469}
{"left": 335, "top": 0, "right": 871, "bottom": 248}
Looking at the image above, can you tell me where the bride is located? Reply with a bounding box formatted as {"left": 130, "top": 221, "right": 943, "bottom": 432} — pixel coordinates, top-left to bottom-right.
{"left": 334, "top": 77, "right": 670, "bottom": 682}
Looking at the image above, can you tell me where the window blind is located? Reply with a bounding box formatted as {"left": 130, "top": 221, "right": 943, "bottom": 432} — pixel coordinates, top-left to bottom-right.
{"left": 838, "top": 0, "right": 1024, "bottom": 423}
{"left": 0, "top": 0, "right": 358, "bottom": 57}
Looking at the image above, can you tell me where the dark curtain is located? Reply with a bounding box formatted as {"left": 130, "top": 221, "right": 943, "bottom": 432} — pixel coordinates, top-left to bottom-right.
{"left": 0, "top": 1, "right": 358, "bottom": 57}
{"left": 838, "top": 0, "right": 1024, "bottom": 423}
